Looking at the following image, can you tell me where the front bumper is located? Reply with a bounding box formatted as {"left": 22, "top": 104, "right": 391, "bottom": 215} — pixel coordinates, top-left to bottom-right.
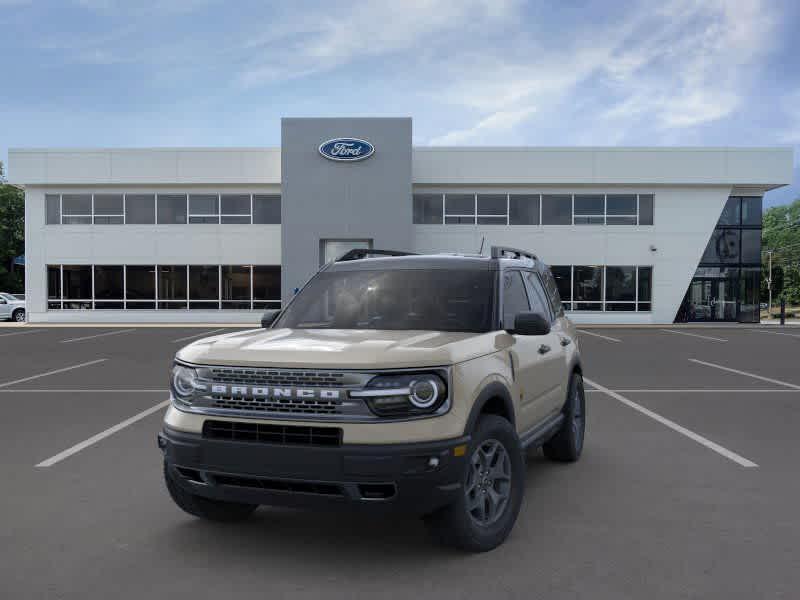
{"left": 159, "top": 426, "right": 470, "bottom": 515}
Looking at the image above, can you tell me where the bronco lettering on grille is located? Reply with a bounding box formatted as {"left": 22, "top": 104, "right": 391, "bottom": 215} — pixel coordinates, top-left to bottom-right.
{"left": 210, "top": 384, "right": 341, "bottom": 400}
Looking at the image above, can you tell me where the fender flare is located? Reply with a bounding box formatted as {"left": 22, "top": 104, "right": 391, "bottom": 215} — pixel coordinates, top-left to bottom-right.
{"left": 463, "top": 381, "right": 516, "bottom": 435}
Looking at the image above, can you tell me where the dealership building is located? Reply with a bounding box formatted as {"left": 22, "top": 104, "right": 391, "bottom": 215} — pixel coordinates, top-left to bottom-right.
{"left": 8, "top": 117, "right": 794, "bottom": 324}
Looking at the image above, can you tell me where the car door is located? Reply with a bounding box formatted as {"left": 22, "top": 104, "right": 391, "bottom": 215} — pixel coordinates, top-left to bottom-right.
{"left": 501, "top": 270, "right": 562, "bottom": 433}
{"left": 523, "top": 271, "right": 569, "bottom": 416}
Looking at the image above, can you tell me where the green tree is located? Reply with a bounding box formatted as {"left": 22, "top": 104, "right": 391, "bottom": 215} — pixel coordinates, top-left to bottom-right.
{"left": 0, "top": 161, "right": 25, "bottom": 293}
{"left": 762, "top": 197, "right": 800, "bottom": 306}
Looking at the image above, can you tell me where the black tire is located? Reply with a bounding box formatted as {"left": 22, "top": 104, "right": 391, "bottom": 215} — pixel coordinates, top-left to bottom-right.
{"left": 12, "top": 309, "right": 25, "bottom": 322}
{"left": 163, "top": 462, "right": 257, "bottom": 522}
{"left": 424, "top": 415, "right": 524, "bottom": 552}
{"left": 543, "top": 372, "right": 585, "bottom": 462}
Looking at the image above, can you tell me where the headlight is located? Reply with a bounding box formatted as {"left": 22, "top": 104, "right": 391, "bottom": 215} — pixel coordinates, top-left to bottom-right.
{"left": 170, "top": 364, "right": 204, "bottom": 405}
{"left": 351, "top": 372, "right": 448, "bottom": 417}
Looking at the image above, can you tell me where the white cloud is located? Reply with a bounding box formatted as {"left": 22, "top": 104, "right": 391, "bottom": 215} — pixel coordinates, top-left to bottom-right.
{"left": 429, "top": 107, "right": 536, "bottom": 145}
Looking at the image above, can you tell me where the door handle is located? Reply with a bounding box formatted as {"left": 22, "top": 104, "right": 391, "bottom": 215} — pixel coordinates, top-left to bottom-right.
{"left": 538, "top": 344, "right": 551, "bottom": 354}
{"left": 559, "top": 337, "right": 571, "bottom": 346}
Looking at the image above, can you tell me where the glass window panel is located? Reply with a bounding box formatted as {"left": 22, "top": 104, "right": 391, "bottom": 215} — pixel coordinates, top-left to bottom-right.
{"left": 47, "top": 266, "right": 61, "bottom": 299}
{"left": 523, "top": 272, "right": 552, "bottom": 321}
{"left": 253, "top": 266, "right": 281, "bottom": 300}
{"left": 717, "top": 197, "right": 741, "bottom": 226}
{"left": 477, "top": 194, "right": 506, "bottom": 216}
{"left": 126, "top": 265, "right": 156, "bottom": 299}
{"left": 477, "top": 216, "right": 506, "bottom": 225}
{"left": 253, "top": 194, "right": 281, "bottom": 224}
{"left": 445, "top": 216, "right": 475, "bottom": 224}
{"left": 64, "top": 301, "right": 92, "bottom": 310}
{"left": 157, "top": 301, "right": 186, "bottom": 310}
{"left": 509, "top": 194, "right": 540, "bottom": 225}
{"left": 637, "top": 302, "right": 652, "bottom": 312}
{"left": 253, "top": 300, "right": 281, "bottom": 310}
{"left": 605, "top": 266, "right": 636, "bottom": 302}
{"left": 189, "top": 194, "right": 219, "bottom": 216}
{"left": 189, "top": 216, "right": 219, "bottom": 224}
{"left": 573, "top": 215, "right": 604, "bottom": 225}
{"left": 93, "top": 265, "right": 123, "bottom": 299}
{"left": 222, "top": 266, "right": 251, "bottom": 302}
{"left": 157, "top": 194, "right": 187, "bottom": 224}
{"left": 445, "top": 194, "right": 475, "bottom": 215}
{"left": 701, "top": 229, "right": 740, "bottom": 263}
{"left": 574, "top": 302, "right": 602, "bottom": 311}
{"left": 189, "top": 301, "right": 219, "bottom": 310}
{"left": 606, "top": 216, "right": 637, "bottom": 225}
{"left": 62, "top": 215, "right": 92, "bottom": 224}
{"left": 739, "top": 267, "right": 760, "bottom": 323}
{"left": 189, "top": 265, "right": 219, "bottom": 301}
{"left": 502, "top": 271, "right": 530, "bottom": 329}
{"left": 741, "top": 197, "right": 762, "bottom": 227}
{"left": 638, "top": 194, "right": 654, "bottom": 225}
{"left": 222, "top": 301, "right": 252, "bottom": 310}
{"left": 221, "top": 194, "right": 250, "bottom": 215}
{"left": 48, "top": 301, "right": 62, "bottom": 310}
{"left": 637, "top": 267, "right": 652, "bottom": 302}
{"left": 62, "top": 265, "right": 92, "bottom": 299}
{"left": 606, "top": 194, "right": 637, "bottom": 215}
{"left": 93, "top": 215, "right": 124, "bottom": 224}
{"left": 573, "top": 266, "right": 602, "bottom": 302}
{"left": 125, "top": 194, "right": 155, "bottom": 224}
{"left": 605, "top": 303, "right": 636, "bottom": 311}
{"left": 740, "top": 229, "right": 761, "bottom": 263}
{"left": 549, "top": 266, "right": 572, "bottom": 304}
{"left": 94, "top": 301, "right": 124, "bottom": 310}
{"left": 94, "top": 194, "right": 123, "bottom": 214}
{"left": 62, "top": 194, "right": 91, "bottom": 215}
{"left": 574, "top": 195, "right": 604, "bottom": 215}
{"left": 541, "top": 195, "right": 572, "bottom": 224}
{"left": 127, "top": 301, "right": 156, "bottom": 310}
{"left": 46, "top": 194, "right": 61, "bottom": 224}
{"left": 221, "top": 215, "right": 251, "bottom": 224}
{"left": 158, "top": 266, "right": 186, "bottom": 300}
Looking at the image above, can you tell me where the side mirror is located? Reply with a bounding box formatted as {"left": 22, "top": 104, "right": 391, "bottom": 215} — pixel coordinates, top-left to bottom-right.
{"left": 509, "top": 312, "right": 550, "bottom": 336}
{"left": 260, "top": 309, "right": 281, "bottom": 329}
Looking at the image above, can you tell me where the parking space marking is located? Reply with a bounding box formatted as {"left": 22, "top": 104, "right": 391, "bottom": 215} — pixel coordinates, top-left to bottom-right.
{"left": 60, "top": 329, "right": 136, "bottom": 343}
{"left": 35, "top": 399, "right": 170, "bottom": 468}
{"left": 0, "top": 389, "right": 167, "bottom": 393}
{"left": 689, "top": 358, "right": 800, "bottom": 390}
{"left": 0, "top": 359, "right": 107, "bottom": 388}
{"left": 660, "top": 329, "right": 727, "bottom": 342}
{"left": 0, "top": 329, "right": 44, "bottom": 338}
{"left": 585, "top": 388, "right": 800, "bottom": 393}
{"left": 747, "top": 329, "right": 800, "bottom": 339}
{"left": 578, "top": 330, "right": 622, "bottom": 343}
{"left": 171, "top": 328, "right": 227, "bottom": 343}
{"left": 584, "top": 377, "right": 759, "bottom": 468}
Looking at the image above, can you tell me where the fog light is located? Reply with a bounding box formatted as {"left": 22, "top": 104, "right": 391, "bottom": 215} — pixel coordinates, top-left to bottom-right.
{"left": 427, "top": 457, "right": 440, "bottom": 469}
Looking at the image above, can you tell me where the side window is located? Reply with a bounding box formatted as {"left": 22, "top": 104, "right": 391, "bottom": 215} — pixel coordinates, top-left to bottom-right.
{"left": 523, "top": 272, "right": 553, "bottom": 322}
{"left": 502, "top": 271, "right": 530, "bottom": 329}
{"left": 540, "top": 268, "right": 565, "bottom": 318}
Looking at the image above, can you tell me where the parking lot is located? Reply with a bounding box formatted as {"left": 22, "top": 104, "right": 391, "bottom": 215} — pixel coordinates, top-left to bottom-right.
{"left": 1, "top": 324, "right": 798, "bottom": 599}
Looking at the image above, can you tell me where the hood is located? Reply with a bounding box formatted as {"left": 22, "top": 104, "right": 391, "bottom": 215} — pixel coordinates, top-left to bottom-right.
{"left": 176, "top": 328, "right": 506, "bottom": 369}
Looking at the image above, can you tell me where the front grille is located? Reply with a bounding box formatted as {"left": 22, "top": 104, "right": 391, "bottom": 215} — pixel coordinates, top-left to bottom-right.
{"left": 208, "top": 367, "right": 347, "bottom": 387}
{"left": 210, "top": 395, "right": 342, "bottom": 415}
{"left": 212, "top": 474, "right": 344, "bottom": 497}
{"left": 203, "top": 420, "right": 343, "bottom": 447}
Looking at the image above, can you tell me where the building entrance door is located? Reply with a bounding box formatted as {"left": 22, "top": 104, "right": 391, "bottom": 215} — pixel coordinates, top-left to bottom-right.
{"left": 684, "top": 277, "right": 738, "bottom": 322}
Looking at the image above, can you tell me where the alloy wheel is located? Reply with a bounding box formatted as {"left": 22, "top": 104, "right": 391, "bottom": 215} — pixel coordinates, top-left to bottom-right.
{"left": 465, "top": 439, "right": 512, "bottom": 526}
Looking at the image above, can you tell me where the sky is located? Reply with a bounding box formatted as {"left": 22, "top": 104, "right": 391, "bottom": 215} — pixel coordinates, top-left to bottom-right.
{"left": 1, "top": 0, "right": 798, "bottom": 207}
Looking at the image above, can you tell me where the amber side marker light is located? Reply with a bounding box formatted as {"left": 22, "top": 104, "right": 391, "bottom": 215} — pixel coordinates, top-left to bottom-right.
{"left": 453, "top": 444, "right": 467, "bottom": 457}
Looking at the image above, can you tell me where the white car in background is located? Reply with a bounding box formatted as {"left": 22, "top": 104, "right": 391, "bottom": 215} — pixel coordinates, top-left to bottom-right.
{"left": 0, "top": 293, "right": 26, "bottom": 322}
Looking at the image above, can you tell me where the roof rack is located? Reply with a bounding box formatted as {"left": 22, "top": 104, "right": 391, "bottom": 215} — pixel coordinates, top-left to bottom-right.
{"left": 336, "top": 248, "right": 417, "bottom": 262}
{"left": 490, "top": 245, "right": 538, "bottom": 261}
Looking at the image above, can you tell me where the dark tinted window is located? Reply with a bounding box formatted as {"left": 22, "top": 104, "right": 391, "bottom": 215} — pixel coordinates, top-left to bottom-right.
{"left": 477, "top": 194, "right": 506, "bottom": 215}
{"left": 605, "top": 266, "right": 635, "bottom": 301}
{"left": 413, "top": 194, "right": 443, "bottom": 224}
{"left": 574, "top": 266, "right": 602, "bottom": 302}
{"left": 253, "top": 194, "right": 281, "bottom": 224}
{"left": 189, "top": 194, "right": 219, "bottom": 223}
{"left": 741, "top": 196, "right": 762, "bottom": 226}
{"left": 221, "top": 194, "right": 250, "bottom": 224}
{"left": 276, "top": 269, "right": 496, "bottom": 333}
{"left": 125, "top": 194, "right": 155, "bottom": 224}
{"left": 637, "top": 267, "right": 652, "bottom": 302}
{"left": 702, "top": 229, "right": 740, "bottom": 263}
{"left": 253, "top": 266, "right": 281, "bottom": 301}
{"left": 549, "top": 266, "right": 571, "bottom": 311}
{"left": 47, "top": 265, "right": 61, "bottom": 299}
{"left": 62, "top": 194, "right": 92, "bottom": 224}
{"left": 93, "top": 194, "right": 124, "bottom": 224}
{"left": 638, "top": 194, "right": 654, "bottom": 225}
{"left": 157, "top": 194, "right": 187, "bottom": 224}
{"left": 717, "top": 197, "right": 740, "bottom": 226}
{"left": 509, "top": 194, "right": 539, "bottom": 225}
{"left": 93, "top": 266, "right": 123, "bottom": 299}
{"left": 573, "top": 195, "right": 604, "bottom": 224}
{"left": 63, "top": 265, "right": 92, "bottom": 299}
{"left": 189, "top": 265, "right": 219, "bottom": 301}
{"left": 523, "top": 272, "right": 552, "bottom": 321}
{"left": 502, "top": 271, "right": 530, "bottom": 329}
{"left": 607, "top": 194, "right": 636, "bottom": 215}
{"left": 222, "top": 265, "right": 251, "bottom": 308}
{"left": 158, "top": 266, "right": 186, "bottom": 300}
{"left": 740, "top": 229, "right": 761, "bottom": 263}
{"left": 46, "top": 195, "right": 60, "bottom": 224}
{"left": 541, "top": 195, "right": 571, "bottom": 225}
{"left": 445, "top": 194, "right": 475, "bottom": 224}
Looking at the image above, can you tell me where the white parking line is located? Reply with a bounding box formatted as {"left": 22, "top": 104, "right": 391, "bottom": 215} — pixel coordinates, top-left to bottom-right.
{"left": 171, "top": 328, "right": 226, "bottom": 343}
{"left": 35, "top": 399, "right": 170, "bottom": 468}
{"left": 0, "top": 389, "right": 167, "bottom": 393}
{"left": 585, "top": 377, "right": 758, "bottom": 468}
{"left": 578, "top": 330, "right": 622, "bottom": 343}
{"left": 689, "top": 358, "right": 800, "bottom": 390}
{"left": 60, "top": 329, "right": 135, "bottom": 343}
{"left": 747, "top": 329, "right": 800, "bottom": 339}
{"left": 660, "top": 329, "right": 727, "bottom": 342}
{"left": 0, "top": 359, "right": 107, "bottom": 389}
{"left": 0, "top": 329, "right": 44, "bottom": 338}
{"left": 585, "top": 388, "right": 800, "bottom": 393}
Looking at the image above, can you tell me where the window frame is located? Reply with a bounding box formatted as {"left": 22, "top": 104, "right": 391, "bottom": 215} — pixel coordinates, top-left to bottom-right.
{"left": 548, "top": 265, "right": 653, "bottom": 312}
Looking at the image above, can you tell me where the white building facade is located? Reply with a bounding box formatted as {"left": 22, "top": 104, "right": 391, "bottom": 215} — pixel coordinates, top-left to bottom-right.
{"left": 9, "top": 117, "right": 794, "bottom": 325}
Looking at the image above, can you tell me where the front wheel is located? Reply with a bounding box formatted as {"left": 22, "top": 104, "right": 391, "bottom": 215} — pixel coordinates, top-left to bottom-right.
{"left": 424, "top": 415, "right": 524, "bottom": 552}
{"left": 543, "top": 372, "right": 586, "bottom": 462}
{"left": 12, "top": 309, "right": 25, "bottom": 322}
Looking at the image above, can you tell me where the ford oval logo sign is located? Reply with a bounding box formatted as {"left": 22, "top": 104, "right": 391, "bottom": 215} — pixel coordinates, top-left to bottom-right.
{"left": 318, "top": 138, "right": 375, "bottom": 162}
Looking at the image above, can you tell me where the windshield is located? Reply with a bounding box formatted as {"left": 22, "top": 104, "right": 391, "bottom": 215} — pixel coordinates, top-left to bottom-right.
{"left": 275, "top": 269, "right": 496, "bottom": 332}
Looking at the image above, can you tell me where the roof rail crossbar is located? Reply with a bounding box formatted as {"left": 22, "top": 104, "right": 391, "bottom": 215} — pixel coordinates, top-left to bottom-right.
{"left": 336, "top": 249, "right": 417, "bottom": 262}
{"left": 490, "top": 245, "right": 538, "bottom": 261}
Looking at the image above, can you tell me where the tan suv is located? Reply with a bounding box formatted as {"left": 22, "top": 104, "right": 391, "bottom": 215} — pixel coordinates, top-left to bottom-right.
{"left": 159, "top": 246, "right": 585, "bottom": 551}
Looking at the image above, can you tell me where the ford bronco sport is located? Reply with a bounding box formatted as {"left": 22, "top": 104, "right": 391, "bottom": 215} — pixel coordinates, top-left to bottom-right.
{"left": 159, "top": 246, "right": 585, "bottom": 551}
